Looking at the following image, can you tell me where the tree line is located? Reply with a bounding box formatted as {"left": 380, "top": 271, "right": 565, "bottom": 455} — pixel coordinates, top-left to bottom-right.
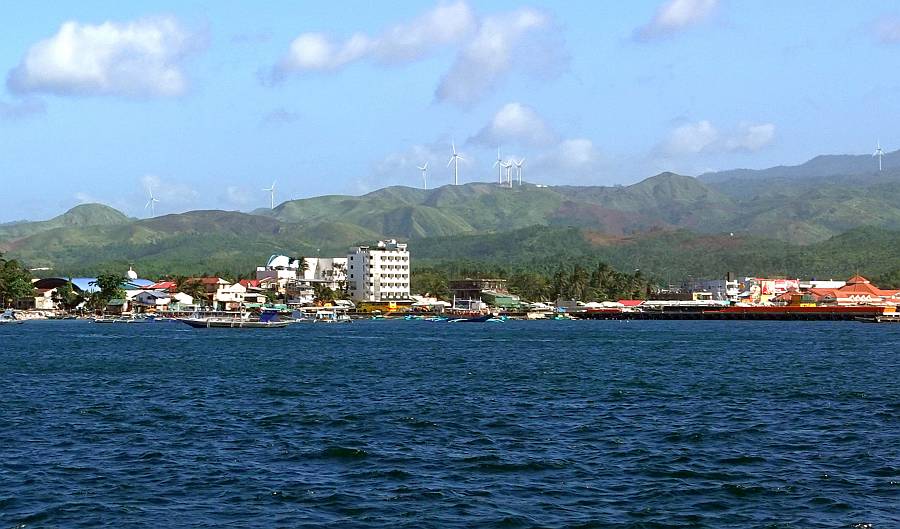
{"left": 412, "top": 260, "right": 652, "bottom": 302}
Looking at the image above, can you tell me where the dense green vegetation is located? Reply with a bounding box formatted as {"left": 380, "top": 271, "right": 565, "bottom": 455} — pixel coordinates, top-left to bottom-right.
{"left": 412, "top": 225, "right": 900, "bottom": 285}
{"left": 0, "top": 253, "right": 33, "bottom": 307}
{"left": 0, "top": 159, "right": 898, "bottom": 284}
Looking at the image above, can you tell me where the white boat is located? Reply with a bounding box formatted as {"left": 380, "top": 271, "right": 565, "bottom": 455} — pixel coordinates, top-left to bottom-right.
{"left": 0, "top": 309, "right": 25, "bottom": 325}
{"left": 313, "top": 310, "right": 352, "bottom": 323}
{"left": 178, "top": 309, "right": 289, "bottom": 329}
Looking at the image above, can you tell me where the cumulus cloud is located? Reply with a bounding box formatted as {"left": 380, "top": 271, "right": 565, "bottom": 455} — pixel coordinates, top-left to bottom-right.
{"left": 7, "top": 16, "right": 201, "bottom": 97}
{"left": 661, "top": 120, "right": 775, "bottom": 156}
{"left": 435, "top": 7, "right": 558, "bottom": 105}
{"left": 470, "top": 102, "right": 554, "bottom": 147}
{"left": 725, "top": 122, "right": 776, "bottom": 152}
{"left": 874, "top": 15, "right": 900, "bottom": 44}
{"left": 528, "top": 138, "right": 603, "bottom": 183}
{"left": 663, "top": 120, "right": 719, "bottom": 155}
{"left": 273, "top": 1, "right": 475, "bottom": 76}
{"left": 0, "top": 98, "right": 45, "bottom": 120}
{"left": 634, "top": 0, "right": 718, "bottom": 41}
{"left": 270, "top": 2, "right": 565, "bottom": 105}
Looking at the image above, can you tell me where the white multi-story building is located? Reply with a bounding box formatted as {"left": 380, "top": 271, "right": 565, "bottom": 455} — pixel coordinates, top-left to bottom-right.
{"left": 347, "top": 239, "right": 410, "bottom": 302}
{"left": 256, "top": 255, "right": 348, "bottom": 294}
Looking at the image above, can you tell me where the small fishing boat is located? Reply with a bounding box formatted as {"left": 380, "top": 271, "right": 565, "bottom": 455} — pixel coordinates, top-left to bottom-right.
{"left": 0, "top": 309, "right": 25, "bottom": 325}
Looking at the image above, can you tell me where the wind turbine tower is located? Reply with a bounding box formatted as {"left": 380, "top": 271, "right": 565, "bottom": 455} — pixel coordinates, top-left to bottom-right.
{"left": 874, "top": 140, "right": 885, "bottom": 171}
{"left": 502, "top": 161, "right": 513, "bottom": 188}
{"left": 417, "top": 162, "right": 428, "bottom": 190}
{"left": 514, "top": 158, "right": 525, "bottom": 186}
{"left": 447, "top": 141, "right": 463, "bottom": 185}
{"left": 145, "top": 185, "right": 159, "bottom": 218}
{"left": 263, "top": 181, "right": 276, "bottom": 209}
{"left": 493, "top": 146, "right": 503, "bottom": 184}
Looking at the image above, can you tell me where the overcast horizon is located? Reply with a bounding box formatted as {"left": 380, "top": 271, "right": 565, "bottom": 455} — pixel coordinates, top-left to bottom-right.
{"left": 3, "top": 0, "right": 900, "bottom": 221}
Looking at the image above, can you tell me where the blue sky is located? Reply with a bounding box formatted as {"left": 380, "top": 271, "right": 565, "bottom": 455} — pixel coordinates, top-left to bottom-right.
{"left": 1, "top": 0, "right": 899, "bottom": 221}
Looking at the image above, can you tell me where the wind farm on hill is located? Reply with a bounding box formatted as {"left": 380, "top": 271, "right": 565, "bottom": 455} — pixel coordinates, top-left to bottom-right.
{"left": 3, "top": 147, "right": 900, "bottom": 284}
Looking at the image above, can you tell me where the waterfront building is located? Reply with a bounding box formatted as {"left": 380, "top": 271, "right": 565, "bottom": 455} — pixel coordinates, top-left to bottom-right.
{"left": 807, "top": 275, "right": 900, "bottom": 306}
{"left": 347, "top": 240, "right": 410, "bottom": 302}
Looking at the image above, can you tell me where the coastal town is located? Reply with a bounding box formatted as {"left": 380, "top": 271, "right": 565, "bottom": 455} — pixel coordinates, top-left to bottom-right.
{"left": 3, "top": 238, "right": 899, "bottom": 324}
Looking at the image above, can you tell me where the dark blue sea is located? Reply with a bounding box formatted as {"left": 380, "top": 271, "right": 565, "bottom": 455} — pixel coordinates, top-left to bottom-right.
{"left": 0, "top": 320, "right": 898, "bottom": 528}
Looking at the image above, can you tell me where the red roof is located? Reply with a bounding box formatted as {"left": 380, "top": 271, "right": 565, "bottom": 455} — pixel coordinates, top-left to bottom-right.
{"left": 618, "top": 299, "right": 644, "bottom": 307}
{"left": 846, "top": 275, "right": 870, "bottom": 285}
{"left": 239, "top": 279, "right": 260, "bottom": 288}
{"left": 150, "top": 281, "right": 176, "bottom": 291}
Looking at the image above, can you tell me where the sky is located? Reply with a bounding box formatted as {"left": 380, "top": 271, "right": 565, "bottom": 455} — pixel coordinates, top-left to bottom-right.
{"left": 1, "top": 0, "right": 899, "bottom": 221}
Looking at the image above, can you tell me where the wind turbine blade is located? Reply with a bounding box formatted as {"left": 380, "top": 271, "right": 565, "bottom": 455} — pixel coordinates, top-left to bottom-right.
{"left": 447, "top": 157, "right": 454, "bottom": 167}
{"left": 145, "top": 200, "right": 152, "bottom": 209}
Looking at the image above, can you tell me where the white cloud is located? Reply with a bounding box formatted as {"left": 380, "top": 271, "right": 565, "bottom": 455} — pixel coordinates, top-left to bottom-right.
{"left": 725, "top": 122, "right": 776, "bottom": 152}
{"left": 7, "top": 16, "right": 201, "bottom": 97}
{"left": 874, "top": 16, "right": 900, "bottom": 44}
{"left": 273, "top": 1, "right": 474, "bottom": 76}
{"left": 0, "top": 98, "right": 45, "bottom": 120}
{"left": 661, "top": 120, "right": 775, "bottom": 156}
{"left": 471, "top": 102, "right": 554, "bottom": 147}
{"left": 529, "top": 138, "right": 603, "bottom": 183}
{"left": 271, "top": 2, "right": 565, "bottom": 105}
{"left": 663, "top": 120, "right": 719, "bottom": 155}
{"left": 435, "top": 7, "right": 555, "bottom": 105}
{"left": 634, "top": 0, "right": 718, "bottom": 41}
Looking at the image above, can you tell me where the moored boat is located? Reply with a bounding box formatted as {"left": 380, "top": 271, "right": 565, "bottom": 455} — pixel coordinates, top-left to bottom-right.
{"left": 178, "top": 309, "right": 288, "bottom": 329}
{"left": 0, "top": 309, "right": 25, "bottom": 325}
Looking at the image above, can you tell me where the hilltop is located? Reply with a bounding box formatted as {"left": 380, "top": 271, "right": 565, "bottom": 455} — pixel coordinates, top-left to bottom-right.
{"left": 1, "top": 151, "right": 899, "bottom": 279}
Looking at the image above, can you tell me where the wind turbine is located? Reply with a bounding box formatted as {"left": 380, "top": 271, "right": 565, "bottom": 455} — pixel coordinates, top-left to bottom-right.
{"left": 145, "top": 185, "right": 159, "bottom": 218}
{"left": 447, "top": 141, "right": 463, "bottom": 185}
{"left": 493, "top": 146, "right": 503, "bottom": 184}
{"left": 514, "top": 158, "right": 525, "bottom": 185}
{"left": 502, "top": 161, "right": 513, "bottom": 188}
{"left": 263, "top": 181, "right": 276, "bottom": 209}
{"left": 874, "top": 140, "right": 885, "bottom": 171}
{"left": 417, "top": 162, "right": 428, "bottom": 190}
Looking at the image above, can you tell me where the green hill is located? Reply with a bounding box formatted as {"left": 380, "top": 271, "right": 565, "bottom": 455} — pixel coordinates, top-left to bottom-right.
{"left": 2, "top": 155, "right": 900, "bottom": 279}
{"left": 0, "top": 203, "right": 130, "bottom": 242}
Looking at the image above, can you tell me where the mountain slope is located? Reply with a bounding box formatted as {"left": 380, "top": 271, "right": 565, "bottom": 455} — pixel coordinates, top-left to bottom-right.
{"left": 0, "top": 204, "right": 130, "bottom": 242}
{"left": 701, "top": 150, "right": 900, "bottom": 183}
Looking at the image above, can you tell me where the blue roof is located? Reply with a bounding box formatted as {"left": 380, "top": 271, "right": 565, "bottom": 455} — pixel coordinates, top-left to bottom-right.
{"left": 125, "top": 279, "right": 155, "bottom": 289}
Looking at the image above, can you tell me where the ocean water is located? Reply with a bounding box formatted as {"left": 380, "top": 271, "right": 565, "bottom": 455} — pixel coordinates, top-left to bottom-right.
{"left": 0, "top": 320, "right": 898, "bottom": 528}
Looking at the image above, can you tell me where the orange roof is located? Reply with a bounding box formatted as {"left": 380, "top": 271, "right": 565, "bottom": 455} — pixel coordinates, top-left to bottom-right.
{"left": 846, "top": 275, "right": 870, "bottom": 285}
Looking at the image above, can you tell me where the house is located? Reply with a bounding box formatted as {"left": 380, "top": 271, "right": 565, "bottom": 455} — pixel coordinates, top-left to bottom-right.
{"left": 449, "top": 278, "right": 508, "bottom": 301}
{"left": 213, "top": 282, "right": 247, "bottom": 311}
{"left": 105, "top": 298, "right": 129, "bottom": 315}
{"left": 347, "top": 240, "right": 410, "bottom": 302}
{"left": 134, "top": 290, "right": 171, "bottom": 309}
{"left": 807, "top": 275, "right": 900, "bottom": 306}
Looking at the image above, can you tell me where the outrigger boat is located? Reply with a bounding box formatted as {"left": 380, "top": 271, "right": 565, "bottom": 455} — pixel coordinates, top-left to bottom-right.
{"left": 179, "top": 308, "right": 288, "bottom": 329}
